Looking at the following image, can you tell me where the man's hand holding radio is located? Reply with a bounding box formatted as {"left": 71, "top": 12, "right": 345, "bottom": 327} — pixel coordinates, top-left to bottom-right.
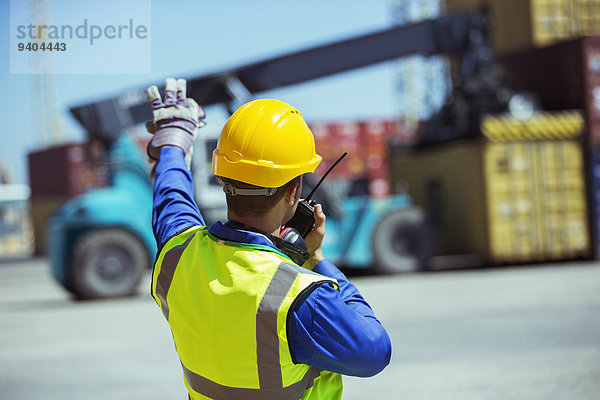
{"left": 304, "top": 203, "right": 326, "bottom": 269}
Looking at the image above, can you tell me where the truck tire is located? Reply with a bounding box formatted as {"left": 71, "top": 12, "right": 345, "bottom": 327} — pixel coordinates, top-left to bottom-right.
{"left": 70, "top": 228, "right": 148, "bottom": 299}
{"left": 372, "top": 208, "right": 433, "bottom": 274}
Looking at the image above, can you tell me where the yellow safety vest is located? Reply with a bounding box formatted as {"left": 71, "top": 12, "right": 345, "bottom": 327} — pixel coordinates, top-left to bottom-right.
{"left": 151, "top": 226, "right": 344, "bottom": 399}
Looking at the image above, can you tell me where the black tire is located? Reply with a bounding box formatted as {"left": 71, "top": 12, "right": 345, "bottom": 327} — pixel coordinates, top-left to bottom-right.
{"left": 70, "top": 228, "right": 148, "bottom": 299}
{"left": 372, "top": 208, "right": 434, "bottom": 274}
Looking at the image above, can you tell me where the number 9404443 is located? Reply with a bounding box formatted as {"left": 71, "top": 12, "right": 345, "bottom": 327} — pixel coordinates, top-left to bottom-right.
{"left": 18, "top": 42, "right": 66, "bottom": 51}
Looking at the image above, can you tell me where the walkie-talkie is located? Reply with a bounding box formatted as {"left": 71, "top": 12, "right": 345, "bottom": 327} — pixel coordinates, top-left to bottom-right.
{"left": 285, "top": 152, "right": 348, "bottom": 238}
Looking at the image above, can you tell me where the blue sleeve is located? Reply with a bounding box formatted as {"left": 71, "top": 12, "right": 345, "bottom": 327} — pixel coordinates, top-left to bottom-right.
{"left": 152, "top": 147, "right": 205, "bottom": 249}
{"left": 288, "top": 259, "right": 391, "bottom": 377}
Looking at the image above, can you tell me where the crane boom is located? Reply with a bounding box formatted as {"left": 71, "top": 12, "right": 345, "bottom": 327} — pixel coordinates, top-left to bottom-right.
{"left": 70, "top": 11, "right": 473, "bottom": 140}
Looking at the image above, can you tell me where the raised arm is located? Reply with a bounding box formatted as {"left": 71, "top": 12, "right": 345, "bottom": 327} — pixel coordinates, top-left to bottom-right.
{"left": 146, "top": 78, "right": 206, "bottom": 249}
{"left": 152, "top": 147, "right": 204, "bottom": 249}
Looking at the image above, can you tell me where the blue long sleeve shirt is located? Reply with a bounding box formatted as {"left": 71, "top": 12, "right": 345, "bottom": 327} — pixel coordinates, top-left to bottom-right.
{"left": 153, "top": 147, "right": 391, "bottom": 377}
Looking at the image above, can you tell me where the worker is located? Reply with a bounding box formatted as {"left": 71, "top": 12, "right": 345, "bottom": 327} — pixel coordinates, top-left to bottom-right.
{"left": 148, "top": 78, "right": 391, "bottom": 400}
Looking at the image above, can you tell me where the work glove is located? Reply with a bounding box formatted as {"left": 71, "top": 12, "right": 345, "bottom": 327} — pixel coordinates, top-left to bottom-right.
{"left": 146, "top": 78, "right": 206, "bottom": 169}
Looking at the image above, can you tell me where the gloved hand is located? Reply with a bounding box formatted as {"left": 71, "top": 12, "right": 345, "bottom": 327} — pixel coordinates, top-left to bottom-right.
{"left": 146, "top": 78, "right": 206, "bottom": 163}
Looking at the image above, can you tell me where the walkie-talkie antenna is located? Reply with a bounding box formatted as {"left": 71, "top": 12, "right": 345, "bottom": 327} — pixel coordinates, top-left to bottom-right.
{"left": 305, "top": 152, "right": 348, "bottom": 201}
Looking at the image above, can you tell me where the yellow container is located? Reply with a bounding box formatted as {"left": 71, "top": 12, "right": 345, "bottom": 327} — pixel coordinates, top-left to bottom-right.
{"left": 30, "top": 196, "right": 68, "bottom": 255}
{"left": 483, "top": 141, "right": 591, "bottom": 262}
{"left": 483, "top": 112, "right": 589, "bottom": 262}
{"left": 446, "top": 0, "right": 600, "bottom": 54}
{"left": 390, "top": 111, "right": 589, "bottom": 265}
{"left": 487, "top": 141, "right": 545, "bottom": 262}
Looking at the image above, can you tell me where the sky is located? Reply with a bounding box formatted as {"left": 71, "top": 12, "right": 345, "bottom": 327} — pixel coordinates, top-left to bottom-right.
{"left": 1, "top": 0, "right": 409, "bottom": 184}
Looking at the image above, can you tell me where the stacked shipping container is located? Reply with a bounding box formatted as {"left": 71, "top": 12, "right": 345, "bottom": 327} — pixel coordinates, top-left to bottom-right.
{"left": 499, "top": 36, "right": 600, "bottom": 145}
{"left": 382, "top": 1, "right": 598, "bottom": 267}
{"left": 498, "top": 36, "right": 600, "bottom": 258}
{"left": 482, "top": 112, "right": 589, "bottom": 262}
{"left": 446, "top": 0, "right": 600, "bottom": 55}
{"left": 28, "top": 143, "right": 107, "bottom": 254}
{"left": 390, "top": 111, "right": 590, "bottom": 265}
{"left": 309, "top": 120, "right": 418, "bottom": 198}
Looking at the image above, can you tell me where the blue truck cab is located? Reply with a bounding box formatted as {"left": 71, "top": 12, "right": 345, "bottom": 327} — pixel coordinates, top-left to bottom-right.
{"left": 48, "top": 136, "right": 156, "bottom": 298}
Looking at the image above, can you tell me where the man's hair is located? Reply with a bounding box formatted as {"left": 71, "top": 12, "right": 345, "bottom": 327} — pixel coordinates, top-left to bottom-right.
{"left": 221, "top": 176, "right": 302, "bottom": 217}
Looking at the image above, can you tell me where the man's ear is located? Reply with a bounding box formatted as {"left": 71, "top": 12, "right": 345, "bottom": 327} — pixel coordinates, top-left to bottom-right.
{"left": 286, "top": 181, "right": 300, "bottom": 205}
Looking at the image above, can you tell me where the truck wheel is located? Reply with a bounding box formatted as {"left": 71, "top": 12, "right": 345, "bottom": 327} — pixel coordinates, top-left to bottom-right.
{"left": 70, "top": 228, "right": 148, "bottom": 299}
{"left": 372, "top": 208, "right": 433, "bottom": 274}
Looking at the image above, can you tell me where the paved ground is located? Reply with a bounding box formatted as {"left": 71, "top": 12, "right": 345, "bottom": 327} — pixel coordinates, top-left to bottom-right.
{"left": 1, "top": 257, "right": 599, "bottom": 400}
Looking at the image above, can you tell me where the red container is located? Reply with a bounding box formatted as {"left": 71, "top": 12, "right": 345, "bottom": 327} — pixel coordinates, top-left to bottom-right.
{"left": 365, "top": 150, "right": 390, "bottom": 197}
{"left": 311, "top": 121, "right": 366, "bottom": 180}
{"left": 28, "top": 142, "right": 107, "bottom": 199}
{"left": 499, "top": 36, "right": 600, "bottom": 146}
{"left": 309, "top": 118, "right": 411, "bottom": 196}
{"left": 362, "top": 120, "right": 388, "bottom": 146}
{"left": 310, "top": 123, "right": 333, "bottom": 155}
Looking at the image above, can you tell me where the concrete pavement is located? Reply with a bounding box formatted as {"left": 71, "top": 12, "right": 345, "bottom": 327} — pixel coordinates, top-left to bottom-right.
{"left": 1, "top": 258, "right": 599, "bottom": 399}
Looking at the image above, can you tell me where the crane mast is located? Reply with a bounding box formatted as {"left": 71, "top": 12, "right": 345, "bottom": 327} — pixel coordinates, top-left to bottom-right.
{"left": 389, "top": 0, "right": 450, "bottom": 129}
{"left": 30, "top": 0, "right": 65, "bottom": 145}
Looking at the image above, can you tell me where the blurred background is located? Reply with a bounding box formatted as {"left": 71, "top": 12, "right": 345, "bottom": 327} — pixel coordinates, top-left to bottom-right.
{"left": 1, "top": 0, "right": 600, "bottom": 399}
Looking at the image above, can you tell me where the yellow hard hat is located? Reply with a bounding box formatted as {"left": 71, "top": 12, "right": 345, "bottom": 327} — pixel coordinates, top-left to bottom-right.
{"left": 212, "top": 99, "right": 322, "bottom": 188}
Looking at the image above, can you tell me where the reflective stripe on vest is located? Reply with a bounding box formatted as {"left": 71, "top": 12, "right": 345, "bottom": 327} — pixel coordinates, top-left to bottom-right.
{"left": 152, "top": 227, "right": 342, "bottom": 400}
{"left": 155, "top": 234, "right": 194, "bottom": 320}
{"left": 181, "top": 360, "right": 321, "bottom": 400}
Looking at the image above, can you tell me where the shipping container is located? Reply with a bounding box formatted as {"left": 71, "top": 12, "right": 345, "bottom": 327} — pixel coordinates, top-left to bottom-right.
{"left": 28, "top": 142, "right": 107, "bottom": 199}
{"left": 588, "top": 150, "right": 600, "bottom": 258}
{"left": 30, "top": 196, "right": 69, "bottom": 254}
{"left": 0, "top": 184, "right": 33, "bottom": 257}
{"left": 391, "top": 141, "right": 489, "bottom": 260}
{"left": 309, "top": 119, "right": 419, "bottom": 197}
{"left": 390, "top": 111, "right": 589, "bottom": 265}
{"left": 499, "top": 36, "right": 600, "bottom": 146}
{"left": 446, "top": 0, "right": 600, "bottom": 55}
{"left": 311, "top": 121, "right": 364, "bottom": 180}
{"left": 28, "top": 142, "right": 108, "bottom": 254}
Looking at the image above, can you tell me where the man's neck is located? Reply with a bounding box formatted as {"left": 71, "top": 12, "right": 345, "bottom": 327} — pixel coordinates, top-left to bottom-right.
{"left": 228, "top": 213, "right": 282, "bottom": 237}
